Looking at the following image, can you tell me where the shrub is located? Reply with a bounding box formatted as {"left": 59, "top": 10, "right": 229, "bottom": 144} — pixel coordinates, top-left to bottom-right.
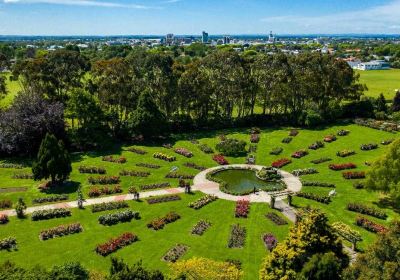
{"left": 0, "top": 237, "right": 17, "bottom": 250}
{"left": 78, "top": 166, "right": 106, "bottom": 174}
{"left": 199, "top": 144, "right": 213, "bottom": 154}
{"left": 355, "top": 216, "right": 387, "bottom": 234}
{"left": 270, "top": 147, "right": 283, "bottom": 155}
{"left": 250, "top": 127, "right": 261, "bottom": 134}
{"left": 360, "top": 143, "right": 378, "bottom": 151}
{"left": 297, "top": 192, "right": 331, "bottom": 204}
{"left": 305, "top": 110, "right": 323, "bottom": 127}
{"left": 12, "top": 173, "right": 34, "bottom": 179}
{"left": 184, "top": 162, "right": 206, "bottom": 171}
{"left": 353, "top": 181, "right": 365, "bottom": 189}
{"left": 0, "top": 214, "right": 9, "bottom": 224}
{"left": 302, "top": 181, "right": 335, "bottom": 188}
{"left": 329, "top": 163, "right": 357, "bottom": 171}
{"left": 291, "top": 168, "right": 318, "bottom": 176}
{"left": 342, "top": 171, "right": 365, "bottom": 179}
{"left": 191, "top": 220, "right": 211, "bottom": 235}
{"left": 162, "top": 244, "right": 188, "bottom": 263}
{"left": 336, "top": 150, "right": 356, "bottom": 157}
{"left": 174, "top": 148, "right": 193, "bottom": 158}
{"left": 146, "top": 195, "right": 181, "bottom": 204}
{"left": 235, "top": 200, "right": 250, "bottom": 218}
{"left": 311, "top": 157, "right": 332, "bottom": 164}
{"left": 163, "top": 143, "right": 172, "bottom": 149}
{"left": 291, "top": 149, "right": 308, "bottom": 159}
{"left": 347, "top": 203, "right": 387, "bottom": 219}
{"left": 289, "top": 129, "right": 299, "bottom": 137}
{"left": 39, "top": 223, "right": 83, "bottom": 240}
{"left": 136, "top": 163, "right": 161, "bottom": 169}
{"left": 265, "top": 212, "right": 288, "bottom": 225}
{"left": 337, "top": 129, "right": 350, "bottom": 136}
{"left": 98, "top": 210, "right": 139, "bottom": 226}
{"left": 153, "top": 152, "right": 176, "bottom": 162}
{"left": 323, "top": 135, "right": 337, "bottom": 143}
{"left": 189, "top": 195, "right": 217, "bottom": 210}
{"left": 282, "top": 137, "right": 292, "bottom": 144}
{"left": 271, "top": 158, "right": 291, "bottom": 168}
{"left": 32, "top": 194, "right": 68, "bottom": 204}
{"left": 0, "top": 199, "right": 12, "bottom": 209}
{"left": 91, "top": 201, "right": 129, "bottom": 213}
{"left": 119, "top": 170, "right": 150, "bottom": 177}
{"left": 88, "top": 185, "right": 122, "bottom": 198}
{"left": 31, "top": 208, "right": 71, "bottom": 221}
{"left": 126, "top": 147, "right": 147, "bottom": 155}
{"left": 102, "top": 156, "right": 126, "bottom": 164}
{"left": 262, "top": 233, "right": 278, "bottom": 251}
{"left": 212, "top": 154, "right": 229, "bottom": 165}
{"left": 95, "top": 232, "right": 138, "bottom": 256}
{"left": 88, "top": 176, "right": 120, "bottom": 185}
{"left": 147, "top": 212, "right": 180, "bottom": 230}
{"left": 216, "top": 138, "right": 246, "bottom": 156}
{"left": 140, "top": 182, "right": 170, "bottom": 191}
{"left": 309, "top": 141, "right": 324, "bottom": 150}
{"left": 381, "top": 139, "right": 394, "bottom": 145}
{"left": 165, "top": 172, "right": 194, "bottom": 179}
{"left": 228, "top": 224, "right": 246, "bottom": 248}
{"left": 0, "top": 163, "right": 23, "bottom": 169}
{"left": 250, "top": 134, "right": 260, "bottom": 143}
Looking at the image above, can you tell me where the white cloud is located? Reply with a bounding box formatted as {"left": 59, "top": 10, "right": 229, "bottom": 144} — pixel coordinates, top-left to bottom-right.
{"left": 261, "top": 0, "right": 400, "bottom": 33}
{"left": 2, "top": 0, "right": 160, "bottom": 9}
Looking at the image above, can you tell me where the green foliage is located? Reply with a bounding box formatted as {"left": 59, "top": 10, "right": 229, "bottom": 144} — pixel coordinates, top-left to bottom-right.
{"left": 109, "top": 258, "right": 164, "bottom": 280}
{"left": 392, "top": 90, "right": 400, "bottom": 112}
{"left": 300, "top": 252, "right": 341, "bottom": 280}
{"left": 215, "top": 138, "right": 247, "bottom": 156}
{"left": 304, "top": 110, "right": 323, "bottom": 127}
{"left": 375, "top": 93, "right": 388, "bottom": 113}
{"left": 32, "top": 133, "right": 72, "bottom": 183}
{"left": 14, "top": 198, "right": 26, "bottom": 219}
{"left": 49, "top": 262, "right": 89, "bottom": 280}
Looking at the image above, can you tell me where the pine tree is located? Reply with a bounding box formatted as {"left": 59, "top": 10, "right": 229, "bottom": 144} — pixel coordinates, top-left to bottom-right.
{"left": 375, "top": 93, "right": 387, "bottom": 113}
{"left": 32, "top": 133, "right": 71, "bottom": 184}
{"left": 392, "top": 90, "right": 400, "bottom": 112}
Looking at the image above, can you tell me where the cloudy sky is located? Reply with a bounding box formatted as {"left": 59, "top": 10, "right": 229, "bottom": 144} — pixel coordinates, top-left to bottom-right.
{"left": 0, "top": 0, "right": 400, "bottom": 35}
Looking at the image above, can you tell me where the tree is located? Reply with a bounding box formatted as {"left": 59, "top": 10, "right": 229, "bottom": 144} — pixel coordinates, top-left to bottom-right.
{"left": 392, "top": 90, "right": 400, "bottom": 112}
{"left": 32, "top": 133, "right": 72, "bottom": 184}
{"left": 0, "top": 75, "right": 6, "bottom": 99}
{"left": 169, "top": 257, "right": 242, "bottom": 280}
{"left": 129, "top": 90, "right": 166, "bottom": 138}
{"left": 109, "top": 258, "right": 164, "bottom": 280}
{"left": 14, "top": 198, "right": 26, "bottom": 219}
{"left": 343, "top": 221, "right": 400, "bottom": 280}
{"left": 49, "top": 262, "right": 89, "bottom": 280}
{"left": 300, "top": 252, "right": 341, "bottom": 280}
{"left": 365, "top": 138, "right": 400, "bottom": 203}
{"left": 375, "top": 93, "right": 388, "bottom": 113}
{"left": 260, "top": 208, "right": 348, "bottom": 280}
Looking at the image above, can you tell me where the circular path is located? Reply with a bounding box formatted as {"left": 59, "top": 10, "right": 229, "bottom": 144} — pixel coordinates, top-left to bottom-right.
{"left": 192, "top": 164, "right": 302, "bottom": 203}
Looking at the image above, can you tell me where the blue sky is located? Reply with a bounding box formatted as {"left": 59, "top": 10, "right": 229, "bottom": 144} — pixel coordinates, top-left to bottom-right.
{"left": 0, "top": 0, "right": 400, "bottom": 35}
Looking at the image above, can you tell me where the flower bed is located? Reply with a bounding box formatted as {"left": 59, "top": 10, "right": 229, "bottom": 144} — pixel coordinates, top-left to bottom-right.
{"left": 12, "top": 173, "right": 34, "bottom": 179}
{"left": 342, "top": 171, "right": 365, "bottom": 179}
{"left": 0, "top": 214, "right": 9, "bottom": 224}
{"left": 262, "top": 233, "right": 278, "bottom": 251}
{"left": 98, "top": 210, "right": 139, "bottom": 226}
{"left": 31, "top": 208, "right": 71, "bottom": 221}
{"left": 32, "top": 194, "right": 69, "bottom": 204}
{"left": 153, "top": 152, "right": 176, "bottom": 162}
{"left": 119, "top": 170, "right": 150, "bottom": 177}
{"left": 140, "top": 182, "right": 171, "bottom": 191}
{"left": 360, "top": 143, "right": 378, "bottom": 151}
{"left": 336, "top": 150, "right": 356, "bottom": 157}
{"left": 249, "top": 144, "right": 257, "bottom": 153}
{"left": 88, "top": 176, "right": 120, "bottom": 185}
{"left": 265, "top": 212, "right": 288, "bottom": 225}
{"left": 126, "top": 147, "right": 147, "bottom": 155}
{"left": 250, "top": 134, "right": 260, "bottom": 143}
{"left": 102, "top": 156, "right": 127, "bottom": 164}
{"left": 0, "top": 237, "right": 17, "bottom": 251}
{"left": 281, "top": 137, "right": 292, "bottom": 144}
{"left": 91, "top": 201, "right": 129, "bottom": 213}
{"left": 0, "top": 199, "right": 12, "bottom": 209}
{"left": 291, "top": 149, "right": 308, "bottom": 159}
{"left": 309, "top": 141, "right": 324, "bottom": 150}
{"left": 353, "top": 182, "right": 365, "bottom": 189}
{"left": 184, "top": 162, "right": 206, "bottom": 171}
{"left": 347, "top": 203, "right": 387, "bottom": 219}
{"left": 212, "top": 154, "right": 229, "bottom": 165}
{"left": 147, "top": 212, "right": 180, "bottom": 230}
{"left": 355, "top": 118, "right": 400, "bottom": 132}
{"left": 310, "top": 157, "right": 332, "bottom": 164}
{"left": 163, "top": 143, "right": 172, "bottom": 149}
{"left": 162, "top": 244, "right": 188, "bottom": 263}
{"left": 0, "top": 163, "right": 23, "bottom": 169}
{"left": 39, "top": 223, "right": 83, "bottom": 241}
{"left": 296, "top": 192, "right": 331, "bottom": 204}
{"left": 165, "top": 172, "right": 194, "bottom": 179}
{"left": 289, "top": 129, "right": 299, "bottom": 137}
{"left": 191, "top": 220, "right": 211, "bottom": 235}
{"left": 270, "top": 147, "right": 283, "bottom": 155}
{"left": 199, "top": 144, "right": 213, "bottom": 154}
{"left": 95, "top": 232, "right": 138, "bottom": 256}
{"left": 324, "top": 135, "right": 337, "bottom": 143}
{"left": 136, "top": 163, "right": 161, "bottom": 169}
{"left": 78, "top": 166, "right": 106, "bottom": 174}
{"left": 271, "top": 158, "right": 291, "bottom": 168}
{"left": 235, "top": 200, "right": 250, "bottom": 218}
{"left": 189, "top": 195, "right": 218, "bottom": 210}
{"left": 381, "top": 139, "right": 394, "bottom": 145}
{"left": 88, "top": 185, "right": 122, "bottom": 198}
{"left": 174, "top": 148, "right": 193, "bottom": 158}
{"left": 355, "top": 216, "right": 387, "bottom": 234}
{"left": 146, "top": 195, "right": 181, "bottom": 204}
{"left": 302, "top": 181, "right": 336, "bottom": 188}
{"left": 291, "top": 168, "right": 318, "bottom": 176}
{"left": 216, "top": 138, "right": 247, "bottom": 156}
{"left": 329, "top": 163, "right": 357, "bottom": 171}
{"left": 337, "top": 129, "right": 350, "bottom": 136}
{"left": 228, "top": 224, "right": 246, "bottom": 248}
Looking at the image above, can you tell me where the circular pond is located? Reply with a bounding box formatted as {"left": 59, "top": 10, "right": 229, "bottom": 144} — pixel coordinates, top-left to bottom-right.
{"left": 211, "top": 169, "right": 286, "bottom": 195}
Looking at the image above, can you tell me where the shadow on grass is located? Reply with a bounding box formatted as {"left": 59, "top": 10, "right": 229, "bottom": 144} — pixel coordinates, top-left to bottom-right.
{"left": 374, "top": 197, "right": 400, "bottom": 214}
{"left": 42, "top": 181, "right": 81, "bottom": 195}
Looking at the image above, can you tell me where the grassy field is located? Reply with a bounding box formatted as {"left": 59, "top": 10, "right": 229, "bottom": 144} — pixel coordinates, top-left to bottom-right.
{"left": 0, "top": 73, "right": 21, "bottom": 108}
{"left": 0, "top": 124, "right": 399, "bottom": 278}
{"left": 357, "top": 69, "right": 400, "bottom": 99}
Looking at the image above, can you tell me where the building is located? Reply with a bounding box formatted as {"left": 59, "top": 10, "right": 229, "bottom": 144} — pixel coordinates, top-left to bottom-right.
{"left": 202, "top": 31, "right": 209, "bottom": 43}
{"left": 353, "top": 60, "right": 390, "bottom": 71}
{"left": 165, "top": 33, "right": 174, "bottom": 46}
{"left": 268, "top": 31, "right": 275, "bottom": 43}
{"left": 223, "top": 36, "right": 231, "bottom": 45}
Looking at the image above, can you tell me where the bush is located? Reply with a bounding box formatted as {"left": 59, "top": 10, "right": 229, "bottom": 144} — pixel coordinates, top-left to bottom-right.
{"left": 126, "top": 147, "right": 147, "bottom": 155}
{"left": 262, "top": 233, "right": 278, "bottom": 251}
{"left": 329, "top": 163, "right": 357, "bottom": 171}
{"left": 198, "top": 144, "right": 213, "bottom": 154}
{"left": 337, "top": 129, "right": 350, "bottom": 136}
{"left": 88, "top": 185, "right": 122, "bottom": 198}
{"left": 292, "top": 168, "right": 318, "bottom": 176}
{"left": 32, "top": 194, "right": 68, "bottom": 204}
{"left": 347, "top": 203, "right": 387, "bottom": 219}
{"left": 235, "top": 200, "right": 250, "bottom": 218}
{"left": 165, "top": 172, "right": 194, "bottom": 179}
{"left": 0, "top": 200, "right": 12, "bottom": 209}
{"left": 250, "top": 134, "right": 260, "bottom": 143}
{"left": 342, "top": 171, "right": 365, "bottom": 179}
{"left": 381, "top": 139, "right": 394, "bottom": 145}
{"left": 0, "top": 237, "right": 17, "bottom": 250}
{"left": 146, "top": 195, "right": 181, "bottom": 204}
{"left": 98, "top": 210, "right": 139, "bottom": 226}
{"left": 311, "top": 157, "right": 332, "bottom": 164}
{"left": 162, "top": 244, "right": 188, "bottom": 263}
{"left": 153, "top": 152, "right": 176, "bottom": 162}
{"left": 309, "top": 141, "right": 324, "bottom": 150}
{"left": 91, "top": 201, "right": 129, "bottom": 213}
{"left": 31, "top": 208, "right": 71, "bottom": 221}
{"left": 304, "top": 110, "right": 323, "bottom": 127}
{"left": 281, "top": 137, "right": 292, "bottom": 144}
{"left": 360, "top": 143, "right": 378, "bottom": 151}
{"left": 174, "top": 147, "right": 193, "bottom": 158}
{"left": 271, "top": 158, "right": 291, "bottom": 168}
{"left": 191, "top": 220, "right": 211, "bottom": 235}
{"left": 336, "top": 150, "right": 356, "bottom": 157}
{"left": 212, "top": 154, "right": 229, "bottom": 165}
{"left": 289, "top": 129, "right": 299, "bottom": 136}
{"left": 147, "top": 212, "right": 180, "bottom": 230}
{"left": 270, "top": 147, "right": 283, "bottom": 155}
{"left": 297, "top": 192, "right": 331, "bottom": 204}
{"left": 353, "top": 181, "right": 365, "bottom": 189}
{"left": 39, "top": 223, "right": 83, "bottom": 240}
{"left": 355, "top": 216, "right": 387, "bottom": 234}
{"left": 228, "top": 224, "right": 246, "bottom": 248}
{"left": 216, "top": 138, "right": 246, "bottom": 156}
{"left": 136, "top": 163, "right": 161, "bottom": 169}
{"left": 323, "top": 134, "right": 337, "bottom": 143}
{"left": 95, "top": 232, "right": 138, "bottom": 256}
{"left": 184, "top": 162, "right": 206, "bottom": 171}
{"left": 119, "top": 170, "right": 150, "bottom": 177}
{"left": 102, "top": 156, "right": 126, "bottom": 164}
{"left": 140, "top": 182, "right": 170, "bottom": 191}
{"left": 265, "top": 212, "right": 288, "bottom": 225}
{"left": 0, "top": 214, "right": 9, "bottom": 224}
{"left": 189, "top": 195, "right": 217, "bottom": 210}
{"left": 291, "top": 149, "right": 309, "bottom": 159}
{"left": 88, "top": 176, "right": 120, "bottom": 185}
{"left": 302, "top": 181, "right": 335, "bottom": 188}
{"left": 78, "top": 166, "right": 106, "bottom": 174}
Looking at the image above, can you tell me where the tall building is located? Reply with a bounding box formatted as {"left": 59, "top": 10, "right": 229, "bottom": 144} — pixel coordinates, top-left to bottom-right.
{"left": 165, "top": 33, "right": 174, "bottom": 45}
{"left": 202, "top": 31, "right": 209, "bottom": 43}
{"left": 268, "top": 31, "right": 275, "bottom": 43}
{"left": 223, "top": 36, "right": 231, "bottom": 45}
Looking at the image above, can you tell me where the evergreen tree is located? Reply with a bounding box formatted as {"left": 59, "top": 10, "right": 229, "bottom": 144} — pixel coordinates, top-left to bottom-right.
{"left": 15, "top": 198, "right": 26, "bottom": 219}
{"left": 32, "top": 133, "right": 71, "bottom": 184}
{"left": 392, "top": 90, "right": 400, "bottom": 112}
{"left": 375, "top": 93, "right": 387, "bottom": 113}
{"left": 300, "top": 252, "right": 341, "bottom": 280}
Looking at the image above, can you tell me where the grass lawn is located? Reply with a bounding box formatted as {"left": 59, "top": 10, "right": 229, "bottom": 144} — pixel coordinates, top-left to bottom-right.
{"left": 357, "top": 69, "right": 400, "bottom": 99}
{"left": 0, "top": 73, "right": 21, "bottom": 108}
{"left": 1, "top": 124, "right": 399, "bottom": 278}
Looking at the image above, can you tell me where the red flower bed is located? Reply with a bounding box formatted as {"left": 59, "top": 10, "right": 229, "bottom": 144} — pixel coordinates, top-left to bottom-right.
{"left": 0, "top": 214, "right": 9, "bottom": 224}
{"left": 88, "top": 185, "right": 122, "bottom": 198}
{"left": 329, "top": 163, "right": 357, "bottom": 171}
{"left": 95, "top": 232, "right": 138, "bottom": 256}
{"left": 356, "top": 216, "right": 387, "bottom": 234}
{"left": 212, "top": 154, "right": 229, "bottom": 165}
{"left": 291, "top": 150, "right": 308, "bottom": 159}
{"left": 235, "top": 200, "right": 250, "bottom": 218}
{"left": 324, "top": 135, "right": 337, "bottom": 143}
{"left": 342, "top": 171, "right": 365, "bottom": 179}
{"left": 250, "top": 134, "right": 260, "bottom": 143}
{"left": 271, "top": 158, "right": 291, "bottom": 168}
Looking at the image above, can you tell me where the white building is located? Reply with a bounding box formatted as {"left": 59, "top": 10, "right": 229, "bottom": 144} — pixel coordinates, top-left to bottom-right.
{"left": 354, "top": 60, "right": 390, "bottom": 71}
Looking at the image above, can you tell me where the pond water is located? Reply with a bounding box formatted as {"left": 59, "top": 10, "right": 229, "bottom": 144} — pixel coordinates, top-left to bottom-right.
{"left": 211, "top": 169, "right": 286, "bottom": 195}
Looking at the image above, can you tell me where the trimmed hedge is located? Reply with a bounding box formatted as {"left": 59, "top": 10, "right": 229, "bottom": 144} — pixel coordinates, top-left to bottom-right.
{"left": 91, "top": 201, "right": 129, "bottom": 213}
{"left": 31, "top": 208, "right": 71, "bottom": 221}
{"left": 98, "top": 210, "right": 139, "bottom": 226}
{"left": 146, "top": 195, "right": 181, "bottom": 204}
{"left": 32, "top": 194, "right": 68, "bottom": 204}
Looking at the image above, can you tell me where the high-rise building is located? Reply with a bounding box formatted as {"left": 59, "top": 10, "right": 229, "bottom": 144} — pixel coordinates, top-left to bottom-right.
{"left": 202, "top": 31, "right": 209, "bottom": 43}
{"left": 223, "top": 36, "right": 231, "bottom": 45}
{"left": 165, "top": 33, "right": 174, "bottom": 45}
{"left": 268, "top": 31, "right": 275, "bottom": 43}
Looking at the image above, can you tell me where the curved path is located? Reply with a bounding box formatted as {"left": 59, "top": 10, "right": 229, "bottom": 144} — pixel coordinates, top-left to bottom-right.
{"left": 192, "top": 164, "right": 302, "bottom": 203}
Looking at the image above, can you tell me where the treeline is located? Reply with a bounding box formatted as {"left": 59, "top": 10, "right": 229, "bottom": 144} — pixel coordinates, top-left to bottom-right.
{"left": 0, "top": 48, "right": 366, "bottom": 155}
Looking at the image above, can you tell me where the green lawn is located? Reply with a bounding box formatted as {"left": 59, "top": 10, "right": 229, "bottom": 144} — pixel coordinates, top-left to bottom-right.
{"left": 0, "top": 73, "right": 21, "bottom": 108}
{"left": 0, "top": 124, "right": 399, "bottom": 278}
{"left": 357, "top": 69, "right": 400, "bottom": 99}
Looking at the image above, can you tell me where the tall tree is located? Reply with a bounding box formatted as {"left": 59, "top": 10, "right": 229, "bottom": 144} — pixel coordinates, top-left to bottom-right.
{"left": 391, "top": 90, "right": 400, "bottom": 112}
{"left": 375, "top": 93, "right": 388, "bottom": 113}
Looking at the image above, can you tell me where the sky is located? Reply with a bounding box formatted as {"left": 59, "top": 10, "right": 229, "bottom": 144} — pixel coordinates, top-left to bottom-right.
{"left": 0, "top": 0, "right": 400, "bottom": 35}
